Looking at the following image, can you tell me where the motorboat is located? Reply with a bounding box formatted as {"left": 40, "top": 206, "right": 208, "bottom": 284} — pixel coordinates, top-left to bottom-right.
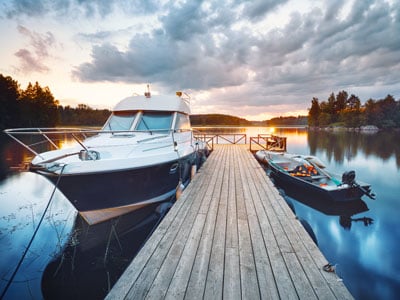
{"left": 4, "top": 90, "right": 209, "bottom": 224}
{"left": 255, "top": 150, "right": 375, "bottom": 202}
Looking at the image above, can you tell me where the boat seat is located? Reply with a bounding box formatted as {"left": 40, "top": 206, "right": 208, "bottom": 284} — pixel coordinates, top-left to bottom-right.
{"left": 279, "top": 162, "right": 299, "bottom": 171}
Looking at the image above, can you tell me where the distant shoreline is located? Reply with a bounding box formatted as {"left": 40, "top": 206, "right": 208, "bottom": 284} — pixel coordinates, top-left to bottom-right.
{"left": 192, "top": 125, "right": 308, "bottom": 128}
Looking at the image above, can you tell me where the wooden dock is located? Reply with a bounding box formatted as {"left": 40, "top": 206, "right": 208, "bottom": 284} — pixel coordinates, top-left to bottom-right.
{"left": 106, "top": 145, "right": 353, "bottom": 299}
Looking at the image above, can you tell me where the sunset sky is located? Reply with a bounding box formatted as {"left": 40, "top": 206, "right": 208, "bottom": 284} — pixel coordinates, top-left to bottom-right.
{"left": 0, "top": 0, "right": 399, "bottom": 120}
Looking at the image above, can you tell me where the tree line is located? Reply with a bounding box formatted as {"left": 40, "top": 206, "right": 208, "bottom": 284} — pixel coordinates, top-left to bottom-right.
{"left": 190, "top": 114, "right": 307, "bottom": 126}
{"left": 190, "top": 114, "right": 252, "bottom": 126}
{"left": 265, "top": 116, "right": 307, "bottom": 126}
{"left": 0, "top": 74, "right": 110, "bottom": 130}
{"left": 308, "top": 91, "right": 400, "bottom": 129}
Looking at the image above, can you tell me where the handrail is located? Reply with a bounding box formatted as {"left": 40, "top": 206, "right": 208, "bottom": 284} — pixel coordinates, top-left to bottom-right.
{"left": 3, "top": 127, "right": 183, "bottom": 158}
{"left": 192, "top": 133, "right": 247, "bottom": 151}
{"left": 249, "top": 134, "right": 287, "bottom": 152}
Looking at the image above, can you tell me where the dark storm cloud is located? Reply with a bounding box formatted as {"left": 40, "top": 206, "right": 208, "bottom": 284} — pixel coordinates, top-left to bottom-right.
{"left": 73, "top": 29, "right": 249, "bottom": 90}
{"left": 14, "top": 25, "right": 56, "bottom": 74}
{"left": 9, "top": 0, "right": 397, "bottom": 105}
{"left": 71, "top": 0, "right": 400, "bottom": 104}
{"left": 73, "top": 0, "right": 256, "bottom": 89}
{"left": 3, "top": 0, "right": 48, "bottom": 18}
{"left": 2, "top": 0, "right": 158, "bottom": 18}
{"left": 161, "top": 1, "right": 207, "bottom": 41}
{"left": 242, "top": 0, "right": 288, "bottom": 20}
{"left": 251, "top": 0, "right": 400, "bottom": 102}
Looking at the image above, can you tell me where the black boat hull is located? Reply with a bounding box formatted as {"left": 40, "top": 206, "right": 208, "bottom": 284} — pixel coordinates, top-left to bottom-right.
{"left": 37, "top": 153, "right": 197, "bottom": 213}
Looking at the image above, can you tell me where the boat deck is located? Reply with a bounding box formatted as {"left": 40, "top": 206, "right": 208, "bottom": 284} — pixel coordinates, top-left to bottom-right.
{"left": 106, "top": 144, "right": 353, "bottom": 299}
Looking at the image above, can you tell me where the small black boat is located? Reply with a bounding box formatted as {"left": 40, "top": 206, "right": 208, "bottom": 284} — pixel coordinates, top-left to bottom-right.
{"left": 255, "top": 150, "right": 375, "bottom": 202}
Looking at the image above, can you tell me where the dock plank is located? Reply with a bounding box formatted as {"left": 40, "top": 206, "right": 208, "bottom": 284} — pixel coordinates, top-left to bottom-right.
{"left": 203, "top": 146, "right": 229, "bottom": 299}
{"left": 107, "top": 144, "right": 354, "bottom": 300}
{"left": 223, "top": 146, "right": 241, "bottom": 300}
{"left": 236, "top": 146, "right": 298, "bottom": 299}
{"left": 184, "top": 145, "right": 228, "bottom": 300}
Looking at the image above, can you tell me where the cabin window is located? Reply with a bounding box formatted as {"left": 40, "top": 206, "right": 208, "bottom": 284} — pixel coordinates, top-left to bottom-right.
{"left": 175, "top": 112, "right": 191, "bottom": 131}
{"left": 136, "top": 111, "right": 173, "bottom": 133}
{"left": 106, "top": 111, "right": 137, "bottom": 131}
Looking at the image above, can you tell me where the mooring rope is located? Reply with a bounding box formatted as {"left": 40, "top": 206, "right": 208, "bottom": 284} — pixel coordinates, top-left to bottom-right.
{"left": 0, "top": 165, "right": 66, "bottom": 299}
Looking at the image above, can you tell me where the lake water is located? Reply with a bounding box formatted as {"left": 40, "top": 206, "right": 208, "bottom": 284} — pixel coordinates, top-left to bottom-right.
{"left": 1, "top": 128, "right": 400, "bottom": 299}
{"left": 195, "top": 126, "right": 400, "bottom": 299}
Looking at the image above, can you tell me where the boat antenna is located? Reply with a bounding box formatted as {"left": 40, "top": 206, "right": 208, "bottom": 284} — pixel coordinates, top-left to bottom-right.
{"left": 145, "top": 84, "right": 151, "bottom": 98}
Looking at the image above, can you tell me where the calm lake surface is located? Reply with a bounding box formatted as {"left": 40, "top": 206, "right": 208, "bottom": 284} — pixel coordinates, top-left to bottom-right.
{"left": 1, "top": 127, "right": 400, "bottom": 299}
{"left": 195, "top": 126, "right": 400, "bottom": 299}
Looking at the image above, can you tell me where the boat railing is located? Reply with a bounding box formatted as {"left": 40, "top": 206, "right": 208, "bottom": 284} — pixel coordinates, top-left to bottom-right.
{"left": 3, "top": 127, "right": 182, "bottom": 160}
{"left": 249, "top": 134, "right": 287, "bottom": 152}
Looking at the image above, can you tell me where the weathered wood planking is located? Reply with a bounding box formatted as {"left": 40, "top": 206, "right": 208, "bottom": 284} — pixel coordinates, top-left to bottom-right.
{"left": 106, "top": 145, "right": 353, "bottom": 300}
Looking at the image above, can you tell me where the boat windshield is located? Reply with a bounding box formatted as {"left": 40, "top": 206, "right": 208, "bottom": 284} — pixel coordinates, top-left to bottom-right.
{"left": 105, "top": 111, "right": 137, "bottom": 131}
{"left": 175, "top": 112, "right": 191, "bottom": 131}
{"left": 136, "top": 111, "right": 173, "bottom": 133}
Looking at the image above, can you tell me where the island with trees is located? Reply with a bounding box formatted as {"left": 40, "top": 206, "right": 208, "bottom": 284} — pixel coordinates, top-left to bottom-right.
{"left": 308, "top": 91, "right": 400, "bottom": 129}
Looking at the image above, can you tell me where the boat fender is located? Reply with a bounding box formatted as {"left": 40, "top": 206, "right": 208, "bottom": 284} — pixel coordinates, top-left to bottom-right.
{"left": 176, "top": 180, "right": 185, "bottom": 200}
{"left": 191, "top": 164, "right": 197, "bottom": 179}
{"left": 156, "top": 202, "right": 173, "bottom": 217}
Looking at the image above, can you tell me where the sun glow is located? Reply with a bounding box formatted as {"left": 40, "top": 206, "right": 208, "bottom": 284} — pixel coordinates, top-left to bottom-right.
{"left": 269, "top": 127, "right": 275, "bottom": 133}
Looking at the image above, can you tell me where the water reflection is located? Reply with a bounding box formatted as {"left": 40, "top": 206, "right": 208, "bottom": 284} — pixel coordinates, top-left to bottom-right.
{"left": 308, "top": 129, "right": 400, "bottom": 168}
{"left": 275, "top": 182, "right": 372, "bottom": 231}
{"left": 0, "top": 134, "right": 33, "bottom": 180}
{"left": 0, "top": 172, "right": 76, "bottom": 299}
{"left": 0, "top": 171, "right": 165, "bottom": 299}
{"left": 41, "top": 207, "right": 162, "bottom": 299}
{"left": 0, "top": 131, "right": 175, "bottom": 299}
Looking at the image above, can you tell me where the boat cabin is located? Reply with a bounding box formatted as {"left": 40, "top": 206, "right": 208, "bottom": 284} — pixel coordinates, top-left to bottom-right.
{"left": 103, "top": 94, "right": 191, "bottom": 134}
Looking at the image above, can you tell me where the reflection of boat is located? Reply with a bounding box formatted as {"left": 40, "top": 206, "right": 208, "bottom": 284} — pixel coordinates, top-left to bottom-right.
{"left": 276, "top": 181, "right": 373, "bottom": 231}
{"left": 42, "top": 206, "right": 166, "bottom": 299}
{"left": 255, "top": 150, "right": 375, "bottom": 202}
{"left": 278, "top": 187, "right": 369, "bottom": 216}
{"left": 4, "top": 90, "right": 209, "bottom": 224}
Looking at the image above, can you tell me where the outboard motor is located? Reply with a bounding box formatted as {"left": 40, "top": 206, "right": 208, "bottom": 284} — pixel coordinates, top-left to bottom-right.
{"left": 342, "top": 170, "right": 376, "bottom": 200}
{"left": 342, "top": 170, "right": 356, "bottom": 186}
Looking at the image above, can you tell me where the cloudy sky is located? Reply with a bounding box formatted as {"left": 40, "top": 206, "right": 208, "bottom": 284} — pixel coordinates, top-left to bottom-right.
{"left": 0, "top": 0, "right": 399, "bottom": 120}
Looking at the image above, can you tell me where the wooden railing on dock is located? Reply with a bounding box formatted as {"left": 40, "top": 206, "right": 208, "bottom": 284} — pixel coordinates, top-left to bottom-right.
{"left": 194, "top": 133, "right": 247, "bottom": 151}
{"left": 107, "top": 145, "right": 353, "bottom": 300}
{"left": 194, "top": 132, "right": 286, "bottom": 152}
{"left": 249, "top": 134, "right": 287, "bottom": 152}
